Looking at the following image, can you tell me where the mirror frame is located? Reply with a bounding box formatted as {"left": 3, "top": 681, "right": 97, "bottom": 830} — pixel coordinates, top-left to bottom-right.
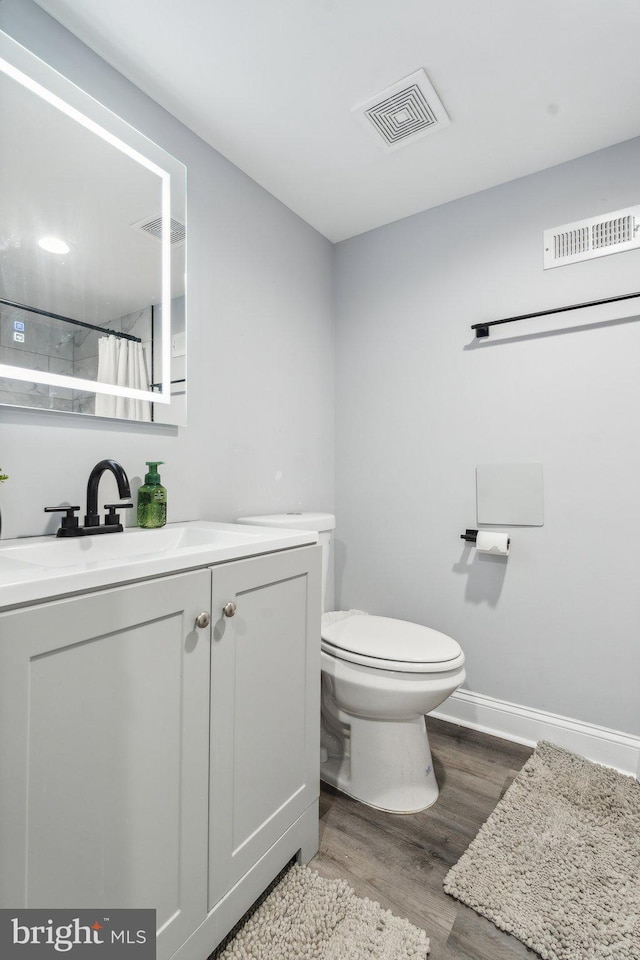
{"left": 0, "top": 30, "right": 186, "bottom": 409}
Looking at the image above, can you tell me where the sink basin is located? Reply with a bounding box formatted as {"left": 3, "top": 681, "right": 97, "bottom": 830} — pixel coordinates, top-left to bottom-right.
{"left": 0, "top": 520, "right": 317, "bottom": 609}
{"left": 0, "top": 523, "right": 264, "bottom": 569}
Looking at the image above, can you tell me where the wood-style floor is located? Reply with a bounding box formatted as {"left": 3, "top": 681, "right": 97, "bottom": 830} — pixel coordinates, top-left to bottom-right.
{"left": 310, "top": 717, "right": 537, "bottom": 960}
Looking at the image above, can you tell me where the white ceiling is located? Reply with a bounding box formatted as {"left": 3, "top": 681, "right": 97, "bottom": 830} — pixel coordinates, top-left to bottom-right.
{"left": 34, "top": 0, "right": 640, "bottom": 242}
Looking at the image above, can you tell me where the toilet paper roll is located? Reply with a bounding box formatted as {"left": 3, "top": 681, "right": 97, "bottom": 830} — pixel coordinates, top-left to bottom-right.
{"left": 475, "top": 531, "right": 510, "bottom": 556}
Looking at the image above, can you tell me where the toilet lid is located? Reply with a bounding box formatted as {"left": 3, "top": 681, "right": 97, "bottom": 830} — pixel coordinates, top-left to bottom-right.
{"left": 321, "top": 615, "right": 461, "bottom": 666}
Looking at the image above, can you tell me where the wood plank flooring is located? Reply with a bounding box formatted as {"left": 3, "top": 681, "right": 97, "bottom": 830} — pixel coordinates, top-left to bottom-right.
{"left": 310, "top": 717, "right": 536, "bottom": 960}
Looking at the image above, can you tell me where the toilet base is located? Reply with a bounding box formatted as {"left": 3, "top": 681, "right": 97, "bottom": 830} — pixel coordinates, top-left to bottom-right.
{"left": 320, "top": 713, "right": 439, "bottom": 814}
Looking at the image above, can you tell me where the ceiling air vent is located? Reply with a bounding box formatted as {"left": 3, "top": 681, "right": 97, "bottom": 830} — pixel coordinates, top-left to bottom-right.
{"left": 131, "top": 215, "right": 186, "bottom": 246}
{"left": 353, "top": 69, "right": 450, "bottom": 151}
{"left": 543, "top": 205, "right": 640, "bottom": 269}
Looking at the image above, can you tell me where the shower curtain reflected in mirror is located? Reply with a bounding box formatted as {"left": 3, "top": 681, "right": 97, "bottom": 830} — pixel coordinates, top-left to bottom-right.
{"left": 95, "top": 335, "right": 151, "bottom": 421}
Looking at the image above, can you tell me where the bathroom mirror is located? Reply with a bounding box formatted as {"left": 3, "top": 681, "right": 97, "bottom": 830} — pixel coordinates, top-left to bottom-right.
{"left": 0, "top": 31, "right": 186, "bottom": 424}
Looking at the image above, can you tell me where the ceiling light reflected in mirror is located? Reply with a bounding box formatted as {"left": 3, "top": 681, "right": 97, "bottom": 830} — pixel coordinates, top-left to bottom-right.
{"left": 37, "top": 236, "right": 71, "bottom": 255}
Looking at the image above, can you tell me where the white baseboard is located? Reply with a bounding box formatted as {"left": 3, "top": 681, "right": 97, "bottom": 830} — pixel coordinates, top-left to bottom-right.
{"left": 430, "top": 688, "right": 640, "bottom": 778}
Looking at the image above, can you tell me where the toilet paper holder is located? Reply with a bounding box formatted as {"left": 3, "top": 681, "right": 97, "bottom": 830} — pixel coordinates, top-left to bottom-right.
{"left": 460, "top": 528, "right": 511, "bottom": 551}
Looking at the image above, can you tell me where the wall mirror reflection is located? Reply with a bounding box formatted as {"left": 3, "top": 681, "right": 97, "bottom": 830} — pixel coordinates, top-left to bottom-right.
{"left": 0, "top": 32, "right": 186, "bottom": 424}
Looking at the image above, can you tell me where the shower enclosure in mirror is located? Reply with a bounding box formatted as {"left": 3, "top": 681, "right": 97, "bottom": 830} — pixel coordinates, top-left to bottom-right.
{"left": 0, "top": 30, "right": 186, "bottom": 425}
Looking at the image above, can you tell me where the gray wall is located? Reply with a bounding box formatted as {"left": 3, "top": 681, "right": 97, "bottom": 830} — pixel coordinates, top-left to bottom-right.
{"left": 334, "top": 138, "right": 640, "bottom": 737}
{"left": 0, "top": 0, "right": 334, "bottom": 538}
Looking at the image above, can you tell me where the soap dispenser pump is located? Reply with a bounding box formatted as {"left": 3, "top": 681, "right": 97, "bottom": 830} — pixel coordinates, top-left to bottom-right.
{"left": 137, "top": 461, "right": 167, "bottom": 528}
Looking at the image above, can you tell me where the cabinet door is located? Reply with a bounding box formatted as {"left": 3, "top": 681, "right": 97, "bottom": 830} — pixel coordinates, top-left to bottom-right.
{"left": 209, "top": 546, "right": 321, "bottom": 907}
{"left": 0, "top": 570, "right": 211, "bottom": 960}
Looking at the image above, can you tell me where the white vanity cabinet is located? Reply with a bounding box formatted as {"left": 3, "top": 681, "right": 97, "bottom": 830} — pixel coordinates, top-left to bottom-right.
{"left": 0, "top": 569, "right": 211, "bottom": 960}
{"left": 0, "top": 543, "right": 321, "bottom": 960}
{"left": 208, "top": 549, "right": 320, "bottom": 906}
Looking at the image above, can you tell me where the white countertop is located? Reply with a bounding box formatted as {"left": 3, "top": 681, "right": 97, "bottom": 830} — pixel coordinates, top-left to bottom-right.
{"left": 0, "top": 521, "right": 317, "bottom": 611}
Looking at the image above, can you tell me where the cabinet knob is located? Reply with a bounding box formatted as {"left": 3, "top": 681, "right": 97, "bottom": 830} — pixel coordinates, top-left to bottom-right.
{"left": 195, "top": 612, "right": 211, "bottom": 629}
{"left": 222, "top": 601, "right": 237, "bottom": 618}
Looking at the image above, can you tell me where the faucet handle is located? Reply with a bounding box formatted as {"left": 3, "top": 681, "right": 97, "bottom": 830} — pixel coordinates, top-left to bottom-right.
{"left": 44, "top": 505, "right": 81, "bottom": 533}
{"left": 104, "top": 502, "right": 134, "bottom": 526}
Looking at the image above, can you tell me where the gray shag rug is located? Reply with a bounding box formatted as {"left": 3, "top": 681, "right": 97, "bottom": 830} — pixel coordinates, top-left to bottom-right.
{"left": 444, "top": 741, "right": 640, "bottom": 959}
{"left": 214, "top": 863, "right": 429, "bottom": 959}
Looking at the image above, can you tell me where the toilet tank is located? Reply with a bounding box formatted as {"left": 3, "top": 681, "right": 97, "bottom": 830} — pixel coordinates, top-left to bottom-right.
{"left": 236, "top": 513, "right": 336, "bottom": 611}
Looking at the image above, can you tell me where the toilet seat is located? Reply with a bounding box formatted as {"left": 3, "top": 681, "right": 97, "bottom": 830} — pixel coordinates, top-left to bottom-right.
{"left": 321, "top": 614, "right": 464, "bottom": 674}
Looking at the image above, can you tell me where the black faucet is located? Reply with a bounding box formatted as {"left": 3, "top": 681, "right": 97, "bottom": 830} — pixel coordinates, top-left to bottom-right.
{"left": 45, "top": 459, "right": 133, "bottom": 537}
{"left": 85, "top": 459, "right": 131, "bottom": 528}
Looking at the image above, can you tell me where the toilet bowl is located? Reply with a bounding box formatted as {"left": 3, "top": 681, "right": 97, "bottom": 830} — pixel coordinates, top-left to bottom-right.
{"left": 320, "top": 612, "right": 465, "bottom": 812}
{"left": 236, "top": 512, "right": 466, "bottom": 814}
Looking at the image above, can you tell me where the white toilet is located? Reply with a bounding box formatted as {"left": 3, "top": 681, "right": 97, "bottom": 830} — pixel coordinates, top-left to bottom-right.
{"left": 236, "top": 512, "right": 465, "bottom": 814}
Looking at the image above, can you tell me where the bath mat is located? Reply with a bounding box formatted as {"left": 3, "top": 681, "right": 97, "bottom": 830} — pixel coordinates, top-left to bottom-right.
{"left": 213, "top": 862, "right": 429, "bottom": 959}
{"left": 444, "top": 741, "right": 640, "bottom": 959}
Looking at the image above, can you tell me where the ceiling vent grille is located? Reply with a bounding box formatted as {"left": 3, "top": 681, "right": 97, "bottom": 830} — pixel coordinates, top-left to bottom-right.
{"left": 543, "top": 206, "right": 640, "bottom": 269}
{"left": 353, "top": 69, "right": 450, "bottom": 151}
{"left": 131, "top": 215, "right": 186, "bottom": 246}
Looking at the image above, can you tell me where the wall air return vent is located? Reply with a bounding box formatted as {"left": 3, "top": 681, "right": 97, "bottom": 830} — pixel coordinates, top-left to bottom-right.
{"left": 131, "top": 215, "right": 186, "bottom": 246}
{"left": 543, "top": 205, "right": 640, "bottom": 269}
{"left": 353, "top": 69, "right": 450, "bottom": 151}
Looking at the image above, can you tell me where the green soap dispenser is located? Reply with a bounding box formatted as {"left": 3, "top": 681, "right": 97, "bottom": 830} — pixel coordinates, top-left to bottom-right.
{"left": 137, "top": 461, "right": 167, "bottom": 528}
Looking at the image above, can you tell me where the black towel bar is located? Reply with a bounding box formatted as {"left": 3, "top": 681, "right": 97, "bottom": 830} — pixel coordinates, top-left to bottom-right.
{"left": 472, "top": 291, "right": 640, "bottom": 339}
